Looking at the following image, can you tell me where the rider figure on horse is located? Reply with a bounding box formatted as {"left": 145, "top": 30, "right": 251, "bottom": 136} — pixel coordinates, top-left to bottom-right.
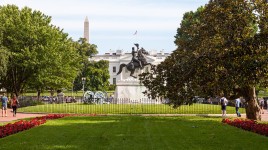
{"left": 117, "top": 43, "right": 152, "bottom": 78}
{"left": 131, "top": 43, "right": 143, "bottom": 69}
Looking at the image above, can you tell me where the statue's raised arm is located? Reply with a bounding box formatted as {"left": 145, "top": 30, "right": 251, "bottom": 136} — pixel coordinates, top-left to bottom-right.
{"left": 134, "top": 43, "right": 139, "bottom": 50}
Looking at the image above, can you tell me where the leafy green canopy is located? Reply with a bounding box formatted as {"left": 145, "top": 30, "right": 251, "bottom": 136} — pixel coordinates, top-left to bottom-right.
{"left": 0, "top": 48, "right": 8, "bottom": 78}
{"left": 73, "top": 38, "right": 110, "bottom": 92}
{"left": 140, "top": 0, "right": 268, "bottom": 108}
{"left": 0, "top": 5, "right": 80, "bottom": 95}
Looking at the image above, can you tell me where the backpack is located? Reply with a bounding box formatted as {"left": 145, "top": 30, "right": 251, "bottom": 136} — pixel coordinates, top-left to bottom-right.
{"left": 220, "top": 98, "right": 225, "bottom": 106}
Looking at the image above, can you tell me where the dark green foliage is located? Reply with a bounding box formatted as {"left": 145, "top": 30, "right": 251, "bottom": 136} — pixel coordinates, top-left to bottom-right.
{"left": 0, "top": 48, "right": 8, "bottom": 78}
{"left": 0, "top": 5, "right": 80, "bottom": 96}
{"left": 73, "top": 38, "right": 110, "bottom": 92}
{"left": 140, "top": 0, "right": 268, "bottom": 120}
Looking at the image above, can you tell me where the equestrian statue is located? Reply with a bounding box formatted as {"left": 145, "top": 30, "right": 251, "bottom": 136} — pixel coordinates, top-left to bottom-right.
{"left": 117, "top": 43, "right": 153, "bottom": 78}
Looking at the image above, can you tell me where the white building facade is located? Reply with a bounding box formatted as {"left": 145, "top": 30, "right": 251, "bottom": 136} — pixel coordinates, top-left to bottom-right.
{"left": 91, "top": 49, "right": 169, "bottom": 85}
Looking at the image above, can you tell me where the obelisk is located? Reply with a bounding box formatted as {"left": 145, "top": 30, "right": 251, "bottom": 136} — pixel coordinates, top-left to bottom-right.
{"left": 84, "top": 16, "right": 89, "bottom": 43}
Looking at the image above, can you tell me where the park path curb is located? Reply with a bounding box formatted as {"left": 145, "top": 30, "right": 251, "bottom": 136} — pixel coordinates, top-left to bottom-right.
{"left": 0, "top": 109, "right": 46, "bottom": 123}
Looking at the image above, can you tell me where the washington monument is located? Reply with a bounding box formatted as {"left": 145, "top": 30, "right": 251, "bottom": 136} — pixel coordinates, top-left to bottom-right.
{"left": 84, "top": 16, "right": 89, "bottom": 43}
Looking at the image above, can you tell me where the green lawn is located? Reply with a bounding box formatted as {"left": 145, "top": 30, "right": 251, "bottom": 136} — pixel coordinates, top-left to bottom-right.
{"left": 21, "top": 91, "right": 115, "bottom": 97}
{"left": 18, "top": 103, "right": 245, "bottom": 114}
{"left": 0, "top": 116, "right": 267, "bottom": 150}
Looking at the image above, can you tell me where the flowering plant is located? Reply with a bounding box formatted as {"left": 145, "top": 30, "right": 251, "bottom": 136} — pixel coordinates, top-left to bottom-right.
{"left": 0, "top": 114, "right": 69, "bottom": 138}
{"left": 222, "top": 118, "right": 268, "bottom": 136}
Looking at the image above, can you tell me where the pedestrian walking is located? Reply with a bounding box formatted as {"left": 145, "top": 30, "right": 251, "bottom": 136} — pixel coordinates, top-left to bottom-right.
{"left": 259, "top": 98, "right": 264, "bottom": 114}
{"left": 266, "top": 98, "right": 268, "bottom": 112}
{"left": 220, "top": 96, "right": 228, "bottom": 117}
{"left": 235, "top": 97, "right": 241, "bottom": 117}
{"left": 1, "top": 93, "right": 9, "bottom": 117}
{"left": 10, "top": 94, "right": 19, "bottom": 117}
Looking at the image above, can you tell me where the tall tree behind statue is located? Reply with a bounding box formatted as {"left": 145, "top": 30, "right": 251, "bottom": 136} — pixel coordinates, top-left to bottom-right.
{"left": 73, "top": 38, "right": 110, "bottom": 92}
{"left": 139, "top": 0, "right": 268, "bottom": 120}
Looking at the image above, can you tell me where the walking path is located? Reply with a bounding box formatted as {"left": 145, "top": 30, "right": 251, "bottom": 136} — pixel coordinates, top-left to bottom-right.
{"left": 141, "top": 111, "right": 268, "bottom": 122}
{"left": 1, "top": 109, "right": 268, "bottom": 123}
{"left": 0, "top": 109, "right": 46, "bottom": 123}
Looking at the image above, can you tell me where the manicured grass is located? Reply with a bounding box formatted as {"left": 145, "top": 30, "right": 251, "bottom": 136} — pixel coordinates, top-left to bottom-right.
{"left": 18, "top": 103, "right": 245, "bottom": 114}
{"left": 0, "top": 116, "right": 267, "bottom": 150}
{"left": 22, "top": 91, "right": 84, "bottom": 97}
{"left": 22, "top": 91, "right": 115, "bottom": 97}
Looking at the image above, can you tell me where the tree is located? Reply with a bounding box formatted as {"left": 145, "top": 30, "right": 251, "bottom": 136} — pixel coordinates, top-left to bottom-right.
{"left": 27, "top": 35, "right": 81, "bottom": 98}
{"left": 85, "top": 60, "right": 110, "bottom": 91}
{"left": 140, "top": 0, "right": 268, "bottom": 120}
{"left": 0, "top": 22, "right": 9, "bottom": 80}
{"left": 73, "top": 38, "right": 110, "bottom": 92}
{"left": 0, "top": 5, "right": 80, "bottom": 96}
{"left": 0, "top": 48, "right": 8, "bottom": 79}
{"left": 73, "top": 38, "right": 97, "bottom": 91}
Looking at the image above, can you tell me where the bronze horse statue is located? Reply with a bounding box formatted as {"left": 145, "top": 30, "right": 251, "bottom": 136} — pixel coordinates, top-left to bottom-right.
{"left": 117, "top": 47, "right": 153, "bottom": 78}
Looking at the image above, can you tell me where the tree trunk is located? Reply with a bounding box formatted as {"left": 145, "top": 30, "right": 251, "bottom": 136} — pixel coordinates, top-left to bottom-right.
{"left": 37, "top": 90, "right": 41, "bottom": 101}
{"left": 50, "top": 89, "right": 55, "bottom": 96}
{"left": 242, "top": 86, "right": 261, "bottom": 120}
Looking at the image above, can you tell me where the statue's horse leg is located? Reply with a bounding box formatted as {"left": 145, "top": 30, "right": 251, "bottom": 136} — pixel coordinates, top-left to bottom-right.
{"left": 130, "top": 69, "right": 137, "bottom": 78}
{"left": 117, "top": 64, "right": 127, "bottom": 75}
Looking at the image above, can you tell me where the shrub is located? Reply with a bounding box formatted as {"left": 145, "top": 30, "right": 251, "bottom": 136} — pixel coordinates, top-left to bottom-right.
{"left": 222, "top": 118, "right": 268, "bottom": 136}
{"left": 0, "top": 114, "right": 67, "bottom": 138}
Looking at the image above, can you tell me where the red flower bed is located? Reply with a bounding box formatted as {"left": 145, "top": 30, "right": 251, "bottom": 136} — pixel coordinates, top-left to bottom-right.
{"left": 222, "top": 118, "right": 268, "bottom": 136}
{"left": 0, "top": 114, "right": 69, "bottom": 138}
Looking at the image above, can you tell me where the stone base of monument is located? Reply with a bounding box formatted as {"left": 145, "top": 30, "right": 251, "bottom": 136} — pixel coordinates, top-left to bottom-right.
{"left": 114, "top": 78, "right": 161, "bottom": 104}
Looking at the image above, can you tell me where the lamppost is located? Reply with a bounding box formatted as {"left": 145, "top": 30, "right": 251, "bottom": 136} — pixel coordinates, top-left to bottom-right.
{"left": 72, "top": 80, "right": 74, "bottom": 97}
{"left": 81, "top": 77, "right": 86, "bottom": 102}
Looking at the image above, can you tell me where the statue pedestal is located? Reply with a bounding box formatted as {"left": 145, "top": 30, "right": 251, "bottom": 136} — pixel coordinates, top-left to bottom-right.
{"left": 114, "top": 78, "right": 149, "bottom": 104}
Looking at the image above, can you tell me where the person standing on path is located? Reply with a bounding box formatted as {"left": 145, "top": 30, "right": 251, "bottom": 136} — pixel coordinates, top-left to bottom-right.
{"left": 235, "top": 97, "right": 241, "bottom": 117}
{"left": 1, "top": 93, "right": 9, "bottom": 117}
{"left": 259, "top": 98, "right": 265, "bottom": 114}
{"left": 10, "top": 94, "right": 19, "bottom": 117}
{"left": 266, "top": 98, "right": 268, "bottom": 112}
{"left": 220, "top": 96, "right": 228, "bottom": 117}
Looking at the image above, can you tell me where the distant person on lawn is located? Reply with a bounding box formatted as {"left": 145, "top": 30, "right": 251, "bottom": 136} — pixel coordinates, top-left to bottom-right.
{"left": 259, "top": 98, "right": 264, "bottom": 114}
{"left": 220, "top": 96, "right": 228, "bottom": 117}
{"left": 235, "top": 97, "right": 241, "bottom": 117}
{"left": 1, "top": 93, "right": 9, "bottom": 117}
{"left": 10, "top": 94, "right": 19, "bottom": 117}
{"left": 267, "top": 98, "right": 268, "bottom": 112}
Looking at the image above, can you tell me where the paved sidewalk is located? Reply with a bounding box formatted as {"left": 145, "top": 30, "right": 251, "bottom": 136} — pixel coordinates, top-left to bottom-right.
{"left": 1, "top": 109, "right": 268, "bottom": 123}
{"left": 214, "top": 111, "right": 268, "bottom": 121}
{"left": 0, "top": 109, "right": 46, "bottom": 123}
{"left": 239, "top": 110, "right": 268, "bottom": 121}
{"left": 141, "top": 111, "right": 268, "bottom": 122}
{"left": 259, "top": 110, "right": 268, "bottom": 121}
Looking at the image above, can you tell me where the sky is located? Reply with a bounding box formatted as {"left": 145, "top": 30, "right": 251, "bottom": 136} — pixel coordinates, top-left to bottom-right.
{"left": 0, "top": 0, "right": 208, "bottom": 54}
